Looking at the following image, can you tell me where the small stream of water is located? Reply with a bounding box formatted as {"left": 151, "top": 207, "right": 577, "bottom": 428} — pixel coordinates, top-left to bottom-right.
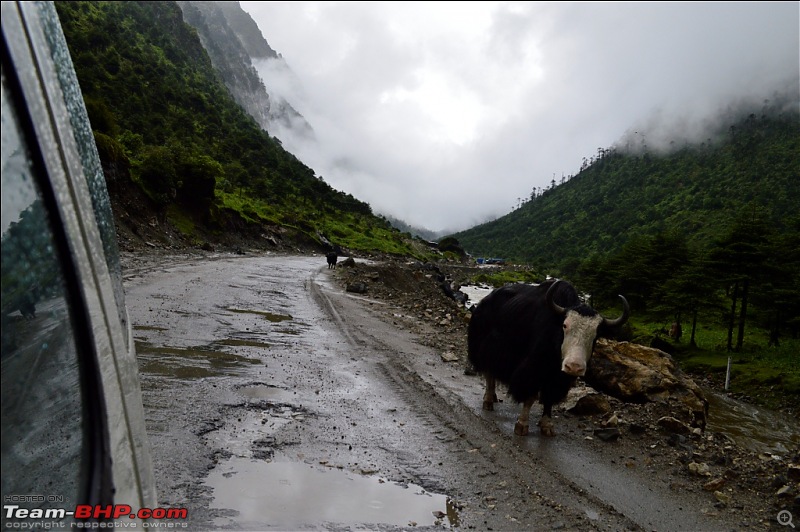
{"left": 705, "top": 389, "right": 800, "bottom": 455}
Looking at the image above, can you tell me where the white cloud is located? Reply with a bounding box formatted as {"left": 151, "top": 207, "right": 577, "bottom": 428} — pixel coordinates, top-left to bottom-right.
{"left": 240, "top": 1, "right": 799, "bottom": 233}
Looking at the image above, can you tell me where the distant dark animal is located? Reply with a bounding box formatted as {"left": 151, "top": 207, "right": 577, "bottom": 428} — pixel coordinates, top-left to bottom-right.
{"left": 651, "top": 336, "right": 675, "bottom": 355}
{"left": 669, "top": 321, "right": 682, "bottom": 342}
{"left": 16, "top": 292, "right": 37, "bottom": 320}
{"left": 326, "top": 252, "right": 338, "bottom": 269}
{"left": 18, "top": 299, "right": 36, "bottom": 320}
{"left": 467, "top": 279, "right": 629, "bottom": 436}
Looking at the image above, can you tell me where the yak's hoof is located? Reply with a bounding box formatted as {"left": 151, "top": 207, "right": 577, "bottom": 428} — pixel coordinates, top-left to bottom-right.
{"left": 482, "top": 400, "right": 494, "bottom": 411}
{"left": 514, "top": 421, "right": 529, "bottom": 436}
{"left": 538, "top": 419, "right": 555, "bottom": 437}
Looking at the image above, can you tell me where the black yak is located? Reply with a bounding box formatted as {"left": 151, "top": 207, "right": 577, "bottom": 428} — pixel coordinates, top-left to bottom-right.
{"left": 326, "top": 252, "right": 338, "bottom": 269}
{"left": 467, "top": 279, "right": 629, "bottom": 436}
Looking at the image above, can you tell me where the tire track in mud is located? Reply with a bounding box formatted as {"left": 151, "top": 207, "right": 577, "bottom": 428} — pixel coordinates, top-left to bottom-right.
{"left": 308, "top": 271, "right": 365, "bottom": 349}
{"left": 310, "top": 268, "right": 641, "bottom": 531}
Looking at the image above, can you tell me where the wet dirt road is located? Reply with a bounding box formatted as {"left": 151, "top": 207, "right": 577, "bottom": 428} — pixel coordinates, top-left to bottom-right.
{"left": 123, "top": 253, "right": 736, "bottom": 531}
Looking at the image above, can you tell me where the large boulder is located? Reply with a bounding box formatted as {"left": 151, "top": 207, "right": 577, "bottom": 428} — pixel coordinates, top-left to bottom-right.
{"left": 585, "top": 339, "right": 708, "bottom": 429}
{"left": 437, "top": 236, "right": 466, "bottom": 257}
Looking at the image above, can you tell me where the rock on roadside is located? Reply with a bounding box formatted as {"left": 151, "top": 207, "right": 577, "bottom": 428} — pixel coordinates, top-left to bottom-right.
{"left": 586, "top": 338, "right": 709, "bottom": 430}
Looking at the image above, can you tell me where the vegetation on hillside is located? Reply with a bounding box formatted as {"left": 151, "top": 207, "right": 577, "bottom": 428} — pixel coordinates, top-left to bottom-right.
{"left": 453, "top": 102, "right": 798, "bottom": 268}
{"left": 55, "top": 1, "right": 417, "bottom": 257}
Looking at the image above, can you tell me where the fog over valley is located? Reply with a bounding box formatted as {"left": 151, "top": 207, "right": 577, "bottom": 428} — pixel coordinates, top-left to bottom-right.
{"left": 241, "top": 1, "right": 799, "bottom": 234}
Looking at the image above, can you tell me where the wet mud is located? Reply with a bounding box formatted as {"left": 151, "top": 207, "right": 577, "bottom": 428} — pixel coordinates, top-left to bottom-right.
{"left": 123, "top": 252, "right": 788, "bottom": 531}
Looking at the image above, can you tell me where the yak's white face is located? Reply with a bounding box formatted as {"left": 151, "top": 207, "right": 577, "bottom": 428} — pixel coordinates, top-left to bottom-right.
{"left": 560, "top": 310, "right": 603, "bottom": 376}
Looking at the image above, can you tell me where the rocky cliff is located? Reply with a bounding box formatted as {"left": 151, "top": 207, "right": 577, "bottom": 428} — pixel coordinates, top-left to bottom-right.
{"left": 177, "top": 1, "right": 313, "bottom": 139}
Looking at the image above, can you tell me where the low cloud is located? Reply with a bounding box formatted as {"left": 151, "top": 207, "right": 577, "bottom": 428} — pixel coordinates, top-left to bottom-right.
{"left": 243, "top": 1, "right": 799, "bottom": 234}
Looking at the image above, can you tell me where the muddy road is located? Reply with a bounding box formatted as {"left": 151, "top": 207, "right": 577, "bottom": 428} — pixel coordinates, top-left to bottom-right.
{"left": 123, "top": 253, "right": 746, "bottom": 531}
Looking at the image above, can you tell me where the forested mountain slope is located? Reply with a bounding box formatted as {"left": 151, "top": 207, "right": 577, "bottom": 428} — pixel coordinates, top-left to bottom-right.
{"left": 55, "top": 1, "right": 413, "bottom": 256}
{"left": 451, "top": 101, "right": 799, "bottom": 271}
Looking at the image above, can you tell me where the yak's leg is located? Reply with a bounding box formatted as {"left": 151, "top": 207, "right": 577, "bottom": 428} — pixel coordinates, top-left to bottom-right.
{"left": 514, "top": 397, "right": 536, "bottom": 436}
{"left": 538, "top": 402, "right": 555, "bottom": 437}
{"left": 482, "top": 375, "right": 498, "bottom": 410}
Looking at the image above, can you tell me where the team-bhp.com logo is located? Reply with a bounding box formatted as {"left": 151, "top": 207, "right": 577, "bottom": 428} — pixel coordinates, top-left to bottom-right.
{"left": 4, "top": 503, "right": 188, "bottom": 528}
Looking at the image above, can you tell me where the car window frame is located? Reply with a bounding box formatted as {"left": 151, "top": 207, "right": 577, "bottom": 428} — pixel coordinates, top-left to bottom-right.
{"left": 2, "top": 0, "right": 156, "bottom": 516}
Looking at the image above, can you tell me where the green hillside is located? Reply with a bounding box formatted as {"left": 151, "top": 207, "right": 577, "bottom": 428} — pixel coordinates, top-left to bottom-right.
{"left": 452, "top": 102, "right": 799, "bottom": 270}
{"left": 55, "top": 1, "right": 416, "bottom": 256}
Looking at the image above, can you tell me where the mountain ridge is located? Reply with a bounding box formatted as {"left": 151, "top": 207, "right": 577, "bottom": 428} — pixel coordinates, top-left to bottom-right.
{"left": 450, "top": 96, "right": 799, "bottom": 270}
{"left": 176, "top": 1, "right": 313, "bottom": 139}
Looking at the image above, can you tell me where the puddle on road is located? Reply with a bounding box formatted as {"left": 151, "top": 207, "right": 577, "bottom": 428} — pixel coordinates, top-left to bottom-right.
{"left": 216, "top": 338, "right": 271, "bottom": 349}
{"left": 236, "top": 383, "right": 295, "bottom": 403}
{"left": 207, "top": 457, "right": 459, "bottom": 530}
{"left": 133, "top": 325, "right": 168, "bottom": 332}
{"left": 225, "top": 307, "right": 293, "bottom": 323}
{"left": 136, "top": 342, "right": 262, "bottom": 379}
{"left": 223, "top": 307, "right": 300, "bottom": 335}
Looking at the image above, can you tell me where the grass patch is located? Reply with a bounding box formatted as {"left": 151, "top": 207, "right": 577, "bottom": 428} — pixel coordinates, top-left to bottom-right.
{"left": 318, "top": 216, "right": 417, "bottom": 257}
{"left": 629, "top": 315, "right": 800, "bottom": 411}
{"left": 166, "top": 205, "right": 209, "bottom": 246}
{"left": 216, "top": 190, "right": 280, "bottom": 224}
{"left": 676, "top": 348, "right": 799, "bottom": 411}
{"left": 215, "top": 191, "right": 420, "bottom": 257}
{"left": 469, "top": 269, "right": 543, "bottom": 288}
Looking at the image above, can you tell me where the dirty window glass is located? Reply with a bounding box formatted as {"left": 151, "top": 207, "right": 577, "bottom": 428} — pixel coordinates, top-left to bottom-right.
{"left": 39, "top": 1, "right": 129, "bottom": 346}
{"left": 1, "top": 70, "right": 85, "bottom": 521}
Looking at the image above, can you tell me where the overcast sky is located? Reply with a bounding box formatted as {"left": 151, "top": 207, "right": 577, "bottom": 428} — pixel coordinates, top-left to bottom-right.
{"left": 239, "top": 1, "right": 799, "bottom": 234}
